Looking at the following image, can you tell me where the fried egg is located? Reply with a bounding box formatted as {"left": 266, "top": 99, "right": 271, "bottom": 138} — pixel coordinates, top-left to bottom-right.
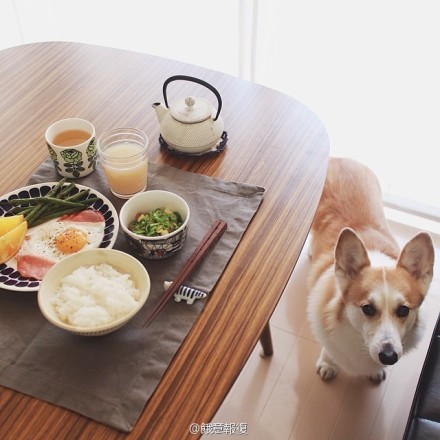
{"left": 19, "top": 212, "right": 105, "bottom": 264}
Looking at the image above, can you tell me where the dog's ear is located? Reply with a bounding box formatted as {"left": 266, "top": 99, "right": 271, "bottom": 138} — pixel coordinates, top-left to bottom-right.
{"left": 397, "top": 232, "right": 435, "bottom": 295}
{"left": 335, "top": 228, "right": 370, "bottom": 292}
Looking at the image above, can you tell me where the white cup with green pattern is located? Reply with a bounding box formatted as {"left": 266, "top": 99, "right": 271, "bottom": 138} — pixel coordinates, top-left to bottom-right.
{"left": 45, "top": 118, "right": 97, "bottom": 178}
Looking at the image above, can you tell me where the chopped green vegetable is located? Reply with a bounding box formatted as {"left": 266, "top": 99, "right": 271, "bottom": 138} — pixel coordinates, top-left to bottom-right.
{"left": 129, "top": 208, "right": 183, "bottom": 237}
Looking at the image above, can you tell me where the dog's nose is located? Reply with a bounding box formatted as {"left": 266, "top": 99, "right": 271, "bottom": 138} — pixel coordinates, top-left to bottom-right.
{"left": 379, "top": 344, "right": 398, "bottom": 365}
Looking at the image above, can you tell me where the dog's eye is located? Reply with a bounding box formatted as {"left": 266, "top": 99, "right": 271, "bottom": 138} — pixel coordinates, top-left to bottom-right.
{"left": 362, "top": 304, "right": 376, "bottom": 316}
{"left": 396, "top": 305, "right": 410, "bottom": 317}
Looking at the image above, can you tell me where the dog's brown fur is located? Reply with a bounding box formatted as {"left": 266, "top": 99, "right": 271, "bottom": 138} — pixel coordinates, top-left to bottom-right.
{"left": 309, "top": 157, "right": 400, "bottom": 285}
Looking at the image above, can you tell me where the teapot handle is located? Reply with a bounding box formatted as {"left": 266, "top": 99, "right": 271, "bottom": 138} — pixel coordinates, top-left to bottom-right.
{"left": 163, "top": 75, "right": 223, "bottom": 121}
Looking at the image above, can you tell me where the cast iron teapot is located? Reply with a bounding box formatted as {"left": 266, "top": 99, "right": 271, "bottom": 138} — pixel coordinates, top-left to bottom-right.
{"left": 153, "top": 75, "right": 225, "bottom": 154}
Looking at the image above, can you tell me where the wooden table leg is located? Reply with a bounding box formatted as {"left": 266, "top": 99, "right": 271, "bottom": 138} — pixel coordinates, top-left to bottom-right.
{"left": 259, "top": 322, "right": 274, "bottom": 357}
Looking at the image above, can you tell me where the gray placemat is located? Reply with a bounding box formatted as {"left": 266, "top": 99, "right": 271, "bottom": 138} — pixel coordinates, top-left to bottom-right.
{"left": 0, "top": 159, "right": 265, "bottom": 432}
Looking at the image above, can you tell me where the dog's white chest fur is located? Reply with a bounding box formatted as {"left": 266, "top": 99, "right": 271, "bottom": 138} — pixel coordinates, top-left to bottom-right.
{"left": 307, "top": 268, "right": 389, "bottom": 379}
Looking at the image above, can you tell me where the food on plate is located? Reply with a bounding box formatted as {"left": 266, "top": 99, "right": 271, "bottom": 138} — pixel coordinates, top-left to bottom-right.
{"left": 129, "top": 208, "right": 183, "bottom": 237}
{"left": 0, "top": 217, "right": 28, "bottom": 264}
{"left": 51, "top": 263, "right": 140, "bottom": 328}
{"left": 55, "top": 228, "right": 88, "bottom": 253}
{"left": 0, "top": 214, "right": 25, "bottom": 236}
{"left": 17, "top": 209, "right": 105, "bottom": 280}
{"left": 1, "top": 180, "right": 107, "bottom": 279}
{"left": 9, "top": 178, "right": 99, "bottom": 228}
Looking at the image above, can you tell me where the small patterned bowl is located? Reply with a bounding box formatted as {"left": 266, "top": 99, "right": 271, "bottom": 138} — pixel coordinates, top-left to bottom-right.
{"left": 119, "top": 190, "right": 190, "bottom": 259}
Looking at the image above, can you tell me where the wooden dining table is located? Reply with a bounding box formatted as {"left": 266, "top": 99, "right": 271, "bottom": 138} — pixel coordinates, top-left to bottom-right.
{"left": 0, "top": 42, "right": 329, "bottom": 439}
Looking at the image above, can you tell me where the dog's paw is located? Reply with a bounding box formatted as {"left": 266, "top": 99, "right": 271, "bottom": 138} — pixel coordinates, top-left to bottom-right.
{"left": 316, "top": 349, "right": 339, "bottom": 381}
{"left": 368, "top": 369, "right": 386, "bottom": 383}
{"left": 317, "top": 362, "right": 339, "bottom": 381}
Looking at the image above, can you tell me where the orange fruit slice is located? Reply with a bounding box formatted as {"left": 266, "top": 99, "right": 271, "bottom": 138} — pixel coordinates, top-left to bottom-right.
{"left": 0, "top": 214, "right": 25, "bottom": 237}
{"left": 0, "top": 220, "right": 28, "bottom": 264}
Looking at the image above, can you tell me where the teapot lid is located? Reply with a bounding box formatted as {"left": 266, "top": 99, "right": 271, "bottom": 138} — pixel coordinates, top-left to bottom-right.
{"left": 170, "top": 96, "right": 213, "bottom": 124}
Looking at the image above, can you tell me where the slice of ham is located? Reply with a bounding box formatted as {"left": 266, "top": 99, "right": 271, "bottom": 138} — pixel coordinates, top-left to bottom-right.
{"left": 59, "top": 209, "right": 105, "bottom": 223}
{"left": 16, "top": 254, "right": 55, "bottom": 280}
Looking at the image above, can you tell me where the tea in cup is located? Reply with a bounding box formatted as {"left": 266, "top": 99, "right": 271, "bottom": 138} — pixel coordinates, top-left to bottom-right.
{"left": 45, "top": 118, "right": 97, "bottom": 178}
{"left": 98, "top": 128, "right": 148, "bottom": 199}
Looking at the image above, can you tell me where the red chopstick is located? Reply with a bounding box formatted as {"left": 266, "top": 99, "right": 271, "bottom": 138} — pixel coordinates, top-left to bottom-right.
{"left": 143, "top": 220, "right": 227, "bottom": 327}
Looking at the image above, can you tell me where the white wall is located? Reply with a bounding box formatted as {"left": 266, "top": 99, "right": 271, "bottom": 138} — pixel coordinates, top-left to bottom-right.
{"left": 255, "top": 0, "right": 439, "bottom": 210}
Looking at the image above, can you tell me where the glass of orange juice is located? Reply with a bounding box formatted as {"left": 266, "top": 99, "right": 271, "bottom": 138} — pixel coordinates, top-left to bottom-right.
{"left": 98, "top": 128, "right": 149, "bottom": 199}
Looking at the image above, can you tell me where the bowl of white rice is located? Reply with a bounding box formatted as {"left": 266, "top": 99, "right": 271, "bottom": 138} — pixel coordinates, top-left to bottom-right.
{"left": 38, "top": 249, "right": 151, "bottom": 336}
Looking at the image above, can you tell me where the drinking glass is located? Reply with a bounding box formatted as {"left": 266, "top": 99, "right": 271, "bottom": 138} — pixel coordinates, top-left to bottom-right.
{"left": 98, "top": 128, "right": 148, "bottom": 199}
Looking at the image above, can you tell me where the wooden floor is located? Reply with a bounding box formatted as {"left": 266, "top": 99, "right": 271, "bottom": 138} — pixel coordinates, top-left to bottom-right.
{"left": 207, "top": 222, "right": 440, "bottom": 440}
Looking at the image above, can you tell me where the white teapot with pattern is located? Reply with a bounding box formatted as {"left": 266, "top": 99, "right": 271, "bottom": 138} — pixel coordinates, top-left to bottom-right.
{"left": 152, "top": 75, "right": 225, "bottom": 154}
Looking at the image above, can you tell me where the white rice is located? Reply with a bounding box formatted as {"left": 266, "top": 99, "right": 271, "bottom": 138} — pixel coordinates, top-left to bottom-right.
{"left": 51, "top": 263, "right": 140, "bottom": 328}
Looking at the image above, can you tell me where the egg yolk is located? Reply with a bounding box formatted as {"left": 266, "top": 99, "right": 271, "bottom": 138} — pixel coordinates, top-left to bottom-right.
{"left": 55, "top": 228, "right": 88, "bottom": 254}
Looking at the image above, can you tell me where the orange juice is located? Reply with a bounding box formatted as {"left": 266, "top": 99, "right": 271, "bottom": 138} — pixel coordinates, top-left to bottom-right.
{"left": 101, "top": 142, "right": 148, "bottom": 198}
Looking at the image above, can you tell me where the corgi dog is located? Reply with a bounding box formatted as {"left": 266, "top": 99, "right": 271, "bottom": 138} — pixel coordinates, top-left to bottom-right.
{"left": 307, "top": 157, "right": 435, "bottom": 382}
